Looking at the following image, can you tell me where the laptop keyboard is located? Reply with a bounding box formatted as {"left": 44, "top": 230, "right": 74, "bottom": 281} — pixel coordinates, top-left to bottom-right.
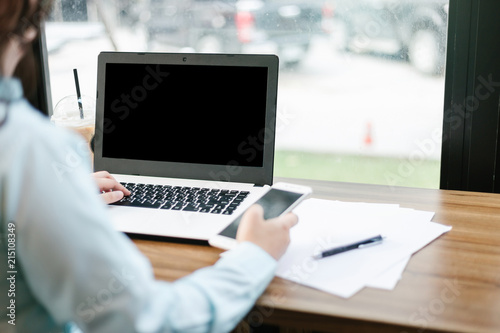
{"left": 111, "top": 182, "right": 250, "bottom": 215}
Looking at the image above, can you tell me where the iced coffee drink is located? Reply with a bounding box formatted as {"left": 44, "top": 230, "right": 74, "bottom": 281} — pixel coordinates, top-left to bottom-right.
{"left": 51, "top": 95, "right": 96, "bottom": 160}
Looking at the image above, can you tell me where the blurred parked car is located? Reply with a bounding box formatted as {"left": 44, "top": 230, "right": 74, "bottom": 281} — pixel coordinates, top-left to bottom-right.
{"left": 143, "top": 0, "right": 330, "bottom": 67}
{"left": 329, "top": 0, "right": 448, "bottom": 75}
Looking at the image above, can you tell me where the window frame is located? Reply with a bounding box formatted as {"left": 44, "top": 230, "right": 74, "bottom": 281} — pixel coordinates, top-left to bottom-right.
{"left": 30, "top": 23, "right": 53, "bottom": 117}
{"left": 440, "top": 0, "right": 500, "bottom": 192}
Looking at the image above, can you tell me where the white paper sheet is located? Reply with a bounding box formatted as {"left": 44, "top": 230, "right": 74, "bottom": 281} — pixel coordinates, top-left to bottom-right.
{"left": 367, "top": 256, "right": 410, "bottom": 290}
{"left": 276, "top": 198, "right": 451, "bottom": 298}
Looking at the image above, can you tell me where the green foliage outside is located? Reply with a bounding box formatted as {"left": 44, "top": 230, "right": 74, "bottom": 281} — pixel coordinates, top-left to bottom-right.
{"left": 274, "top": 150, "right": 441, "bottom": 189}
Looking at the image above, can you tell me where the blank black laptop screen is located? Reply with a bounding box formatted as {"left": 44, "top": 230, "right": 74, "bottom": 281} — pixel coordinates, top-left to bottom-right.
{"left": 102, "top": 63, "right": 268, "bottom": 167}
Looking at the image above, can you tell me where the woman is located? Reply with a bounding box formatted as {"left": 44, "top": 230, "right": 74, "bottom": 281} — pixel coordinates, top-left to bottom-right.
{"left": 0, "top": 1, "right": 298, "bottom": 332}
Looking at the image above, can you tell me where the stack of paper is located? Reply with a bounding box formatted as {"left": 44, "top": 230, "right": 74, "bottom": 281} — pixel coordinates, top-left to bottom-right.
{"left": 275, "top": 198, "right": 451, "bottom": 298}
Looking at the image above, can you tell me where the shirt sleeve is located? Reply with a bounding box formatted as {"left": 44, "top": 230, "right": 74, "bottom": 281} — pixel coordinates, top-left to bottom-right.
{"left": 12, "top": 125, "right": 277, "bottom": 333}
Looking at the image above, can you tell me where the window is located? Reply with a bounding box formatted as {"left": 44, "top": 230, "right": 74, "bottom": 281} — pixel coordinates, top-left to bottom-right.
{"left": 45, "top": 0, "right": 450, "bottom": 188}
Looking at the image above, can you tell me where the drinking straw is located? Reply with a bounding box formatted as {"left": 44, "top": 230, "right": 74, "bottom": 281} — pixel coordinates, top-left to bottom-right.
{"left": 73, "top": 68, "right": 84, "bottom": 119}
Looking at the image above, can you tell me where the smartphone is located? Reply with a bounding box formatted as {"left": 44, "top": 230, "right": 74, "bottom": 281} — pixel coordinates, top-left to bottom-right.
{"left": 208, "top": 182, "right": 312, "bottom": 250}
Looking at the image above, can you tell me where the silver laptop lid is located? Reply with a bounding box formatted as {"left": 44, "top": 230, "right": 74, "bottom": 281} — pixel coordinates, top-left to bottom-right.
{"left": 94, "top": 52, "right": 279, "bottom": 186}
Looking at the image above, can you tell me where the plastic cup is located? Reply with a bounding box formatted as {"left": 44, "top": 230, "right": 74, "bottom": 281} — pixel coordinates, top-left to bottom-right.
{"left": 51, "top": 95, "right": 96, "bottom": 158}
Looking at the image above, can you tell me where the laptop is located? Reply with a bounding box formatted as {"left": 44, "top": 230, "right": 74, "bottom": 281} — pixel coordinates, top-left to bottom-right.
{"left": 93, "top": 52, "right": 279, "bottom": 241}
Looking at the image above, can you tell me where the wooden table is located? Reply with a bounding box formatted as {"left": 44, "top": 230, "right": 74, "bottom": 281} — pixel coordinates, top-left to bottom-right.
{"left": 132, "top": 178, "right": 500, "bottom": 333}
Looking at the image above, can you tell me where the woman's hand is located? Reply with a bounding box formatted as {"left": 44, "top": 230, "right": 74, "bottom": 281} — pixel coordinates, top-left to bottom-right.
{"left": 93, "top": 171, "right": 131, "bottom": 204}
{"left": 236, "top": 205, "right": 298, "bottom": 260}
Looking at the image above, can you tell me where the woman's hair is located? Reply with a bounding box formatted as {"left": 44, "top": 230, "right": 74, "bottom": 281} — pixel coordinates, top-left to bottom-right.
{"left": 0, "top": 0, "right": 53, "bottom": 127}
{"left": 0, "top": 2, "right": 25, "bottom": 38}
{"left": 0, "top": 0, "right": 53, "bottom": 44}
{"left": 0, "top": 0, "right": 53, "bottom": 92}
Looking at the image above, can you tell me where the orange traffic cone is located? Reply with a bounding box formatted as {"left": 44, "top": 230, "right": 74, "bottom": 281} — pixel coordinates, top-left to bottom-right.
{"left": 364, "top": 122, "right": 373, "bottom": 147}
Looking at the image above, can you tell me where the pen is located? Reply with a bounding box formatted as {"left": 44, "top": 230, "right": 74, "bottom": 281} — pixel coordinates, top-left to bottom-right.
{"left": 313, "top": 235, "right": 385, "bottom": 259}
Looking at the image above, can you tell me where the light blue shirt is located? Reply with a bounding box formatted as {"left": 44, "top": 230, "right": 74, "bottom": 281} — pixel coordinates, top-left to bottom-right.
{"left": 0, "top": 77, "right": 277, "bottom": 333}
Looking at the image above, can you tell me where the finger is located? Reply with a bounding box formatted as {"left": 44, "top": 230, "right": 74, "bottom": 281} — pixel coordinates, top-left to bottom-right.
{"left": 238, "top": 205, "right": 264, "bottom": 232}
{"left": 100, "top": 190, "right": 124, "bottom": 204}
{"left": 104, "top": 177, "right": 129, "bottom": 195}
{"left": 102, "top": 173, "right": 131, "bottom": 195}
{"left": 281, "top": 213, "right": 299, "bottom": 229}
{"left": 116, "top": 182, "right": 131, "bottom": 195}
{"left": 242, "top": 204, "right": 264, "bottom": 223}
{"left": 93, "top": 171, "right": 125, "bottom": 191}
{"left": 93, "top": 171, "right": 112, "bottom": 179}
{"left": 97, "top": 178, "right": 131, "bottom": 195}
{"left": 96, "top": 178, "right": 117, "bottom": 191}
{"left": 271, "top": 212, "right": 299, "bottom": 230}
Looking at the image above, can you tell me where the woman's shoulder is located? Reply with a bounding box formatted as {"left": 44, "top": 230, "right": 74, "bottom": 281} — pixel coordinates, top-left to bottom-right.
{"left": 2, "top": 99, "right": 91, "bottom": 168}
{"left": 9, "top": 100, "right": 55, "bottom": 135}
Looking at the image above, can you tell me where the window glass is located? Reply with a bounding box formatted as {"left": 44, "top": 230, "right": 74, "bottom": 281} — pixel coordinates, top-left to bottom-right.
{"left": 46, "top": 0, "right": 448, "bottom": 188}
